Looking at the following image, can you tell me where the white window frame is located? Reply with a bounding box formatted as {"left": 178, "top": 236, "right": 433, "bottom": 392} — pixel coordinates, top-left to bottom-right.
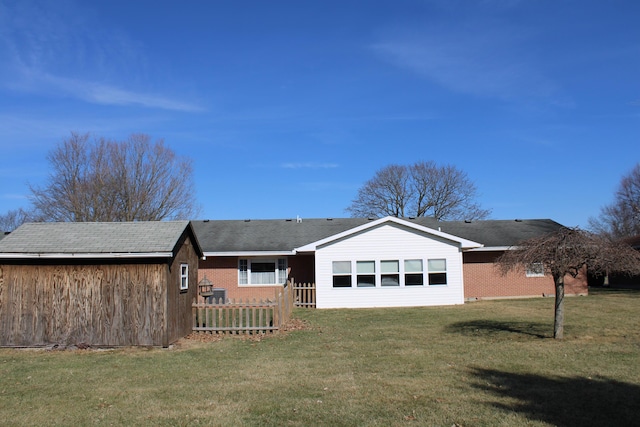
{"left": 526, "top": 263, "right": 545, "bottom": 277}
{"left": 332, "top": 261, "right": 352, "bottom": 288}
{"left": 179, "top": 263, "right": 189, "bottom": 291}
{"left": 381, "top": 260, "right": 400, "bottom": 286}
{"left": 427, "top": 258, "right": 447, "bottom": 286}
{"left": 238, "top": 258, "right": 288, "bottom": 286}
{"left": 356, "top": 260, "right": 376, "bottom": 287}
{"left": 404, "top": 259, "right": 424, "bottom": 286}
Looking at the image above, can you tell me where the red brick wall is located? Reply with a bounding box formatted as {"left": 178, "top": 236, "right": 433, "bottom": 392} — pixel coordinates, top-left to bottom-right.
{"left": 198, "top": 251, "right": 589, "bottom": 303}
{"left": 198, "top": 254, "right": 315, "bottom": 301}
{"left": 463, "top": 251, "right": 588, "bottom": 300}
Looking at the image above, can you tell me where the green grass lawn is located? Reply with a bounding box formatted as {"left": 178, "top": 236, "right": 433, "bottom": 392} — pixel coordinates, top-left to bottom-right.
{"left": 1, "top": 288, "right": 639, "bottom": 426}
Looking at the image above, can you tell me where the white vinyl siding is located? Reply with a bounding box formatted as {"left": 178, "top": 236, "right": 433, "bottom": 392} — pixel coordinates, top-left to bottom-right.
{"left": 314, "top": 223, "right": 465, "bottom": 308}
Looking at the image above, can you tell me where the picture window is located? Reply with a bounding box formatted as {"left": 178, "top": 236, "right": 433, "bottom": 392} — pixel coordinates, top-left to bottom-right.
{"left": 238, "top": 258, "right": 287, "bottom": 285}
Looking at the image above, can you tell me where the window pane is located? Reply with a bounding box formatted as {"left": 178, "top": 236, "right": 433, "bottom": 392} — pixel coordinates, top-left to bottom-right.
{"left": 252, "top": 271, "right": 276, "bottom": 284}
{"left": 381, "top": 260, "right": 399, "bottom": 273}
{"left": 278, "top": 258, "right": 287, "bottom": 283}
{"left": 405, "top": 273, "right": 424, "bottom": 286}
{"left": 357, "top": 261, "right": 375, "bottom": 274}
{"left": 180, "top": 264, "right": 188, "bottom": 290}
{"left": 239, "top": 259, "right": 248, "bottom": 285}
{"left": 404, "top": 259, "right": 423, "bottom": 272}
{"left": 357, "top": 275, "right": 375, "bottom": 287}
{"left": 252, "top": 261, "right": 275, "bottom": 273}
{"left": 526, "top": 263, "right": 544, "bottom": 277}
{"left": 381, "top": 274, "right": 400, "bottom": 286}
{"left": 333, "top": 261, "right": 351, "bottom": 274}
{"left": 428, "top": 272, "right": 447, "bottom": 285}
{"left": 428, "top": 259, "right": 446, "bottom": 272}
{"left": 333, "top": 275, "right": 352, "bottom": 288}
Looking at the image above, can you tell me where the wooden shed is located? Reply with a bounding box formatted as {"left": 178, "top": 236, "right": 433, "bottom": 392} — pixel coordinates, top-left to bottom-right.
{"left": 0, "top": 221, "right": 203, "bottom": 347}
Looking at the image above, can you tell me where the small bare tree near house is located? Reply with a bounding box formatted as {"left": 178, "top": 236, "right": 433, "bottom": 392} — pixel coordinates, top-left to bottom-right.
{"left": 347, "top": 161, "right": 490, "bottom": 220}
{"left": 496, "top": 227, "right": 640, "bottom": 339}
{"left": 29, "top": 132, "right": 199, "bottom": 222}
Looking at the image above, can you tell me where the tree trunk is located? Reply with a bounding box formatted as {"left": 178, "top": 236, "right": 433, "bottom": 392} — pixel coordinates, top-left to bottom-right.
{"left": 553, "top": 274, "right": 565, "bottom": 339}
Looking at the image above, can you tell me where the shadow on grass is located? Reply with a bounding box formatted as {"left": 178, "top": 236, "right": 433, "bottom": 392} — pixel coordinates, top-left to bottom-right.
{"left": 589, "top": 286, "right": 640, "bottom": 297}
{"left": 471, "top": 368, "right": 640, "bottom": 426}
{"left": 445, "top": 320, "right": 550, "bottom": 339}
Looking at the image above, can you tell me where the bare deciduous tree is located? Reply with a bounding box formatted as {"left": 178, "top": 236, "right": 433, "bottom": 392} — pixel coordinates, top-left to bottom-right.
{"left": 0, "top": 208, "right": 31, "bottom": 232}
{"left": 589, "top": 163, "right": 640, "bottom": 239}
{"left": 29, "top": 132, "right": 200, "bottom": 222}
{"left": 496, "top": 227, "right": 640, "bottom": 339}
{"left": 346, "top": 161, "right": 490, "bottom": 220}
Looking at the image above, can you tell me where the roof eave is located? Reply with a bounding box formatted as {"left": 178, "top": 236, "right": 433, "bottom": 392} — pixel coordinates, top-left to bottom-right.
{"left": 0, "top": 252, "right": 174, "bottom": 260}
{"left": 296, "top": 216, "right": 483, "bottom": 251}
{"left": 465, "top": 246, "right": 512, "bottom": 252}
{"left": 203, "top": 250, "right": 297, "bottom": 257}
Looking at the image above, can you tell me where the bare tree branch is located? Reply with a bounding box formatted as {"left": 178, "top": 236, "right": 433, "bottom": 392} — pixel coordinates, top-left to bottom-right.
{"left": 29, "top": 132, "right": 200, "bottom": 222}
{"left": 589, "top": 163, "right": 640, "bottom": 239}
{"left": 0, "top": 208, "right": 32, "bottom": 232}
{"left": 347, "top": 162, "right": 490, "bottom": 220}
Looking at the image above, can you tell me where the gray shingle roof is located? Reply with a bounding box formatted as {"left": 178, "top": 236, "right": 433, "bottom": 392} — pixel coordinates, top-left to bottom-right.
{"left": 0, "top": 221, "right": 193, "bottom": 255}
{"left": 192, "top": 218, "right": 379, "bottom": 253}
{"left": 192, "top": 217, "right": 564, "bottom": 253}
{"left": 417, "top": 218, "right": 565, "bottom": 248}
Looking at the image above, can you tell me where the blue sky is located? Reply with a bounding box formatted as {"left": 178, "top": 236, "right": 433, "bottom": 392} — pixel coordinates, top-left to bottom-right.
{"left": 1, "top": 0, "right": 638, "bottom": 227}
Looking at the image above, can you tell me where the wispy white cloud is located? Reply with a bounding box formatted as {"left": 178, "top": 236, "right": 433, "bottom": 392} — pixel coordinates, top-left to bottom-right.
{"left": 0, "top": 193, "right": 28, "bottom": 200}
{"left": 0, "top": 1, "right": 203, "bottom": 112}
{"left": 30, "top": 70, "right": 204, "bottom": 112}
{"left": 370, "top": 21, "right": 559, "bottom": 102}
{"left": 281, "top": 162, "right": 339, "bottom": 169}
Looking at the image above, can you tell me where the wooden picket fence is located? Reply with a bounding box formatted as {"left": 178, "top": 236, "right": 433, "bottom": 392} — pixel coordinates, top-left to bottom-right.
{"left": 191, "top": 281, "right": 316, "bottom": 335}
{"left": 290, "top": 281, "right": 316, "bottom": 308}
{"left": 192, "top": 285, "right": 293, "bottom": 335}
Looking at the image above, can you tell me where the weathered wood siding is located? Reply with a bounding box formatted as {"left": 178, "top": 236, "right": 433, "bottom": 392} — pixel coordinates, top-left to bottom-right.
{"left": 0, "top": 261, "right": 167, "bottom": 347}
{"left": 314, "top": 223, "right": 465, "bottom": 309}
{"left": 166, "top": 235, "right": 199, "bottom": 346}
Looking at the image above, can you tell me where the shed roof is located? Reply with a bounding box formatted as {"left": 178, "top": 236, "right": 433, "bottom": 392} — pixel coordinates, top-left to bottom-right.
{"left": 0, "top": 221, "right": 200, "bottom": 259}
{"left": 192, "top": 217, "right": 564, "bottom": 254}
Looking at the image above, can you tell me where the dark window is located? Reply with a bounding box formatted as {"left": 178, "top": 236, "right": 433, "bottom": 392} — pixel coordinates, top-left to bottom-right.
{"left": 333, "top": 275, "right": 352, "bottom": 287}
{"left": 428, "top": 272, "right": 447, "bottom": 285}
{"left": 405, "top": 274, "right": 424, "bottom": 286}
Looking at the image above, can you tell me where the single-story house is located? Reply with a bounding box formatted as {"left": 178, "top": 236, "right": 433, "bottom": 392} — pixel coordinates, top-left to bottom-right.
{"left": 0, "top": 221, "right": 202, "bottom": 347}
{"left": 192, "top": 216, "right": 588, "bottom": 309}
